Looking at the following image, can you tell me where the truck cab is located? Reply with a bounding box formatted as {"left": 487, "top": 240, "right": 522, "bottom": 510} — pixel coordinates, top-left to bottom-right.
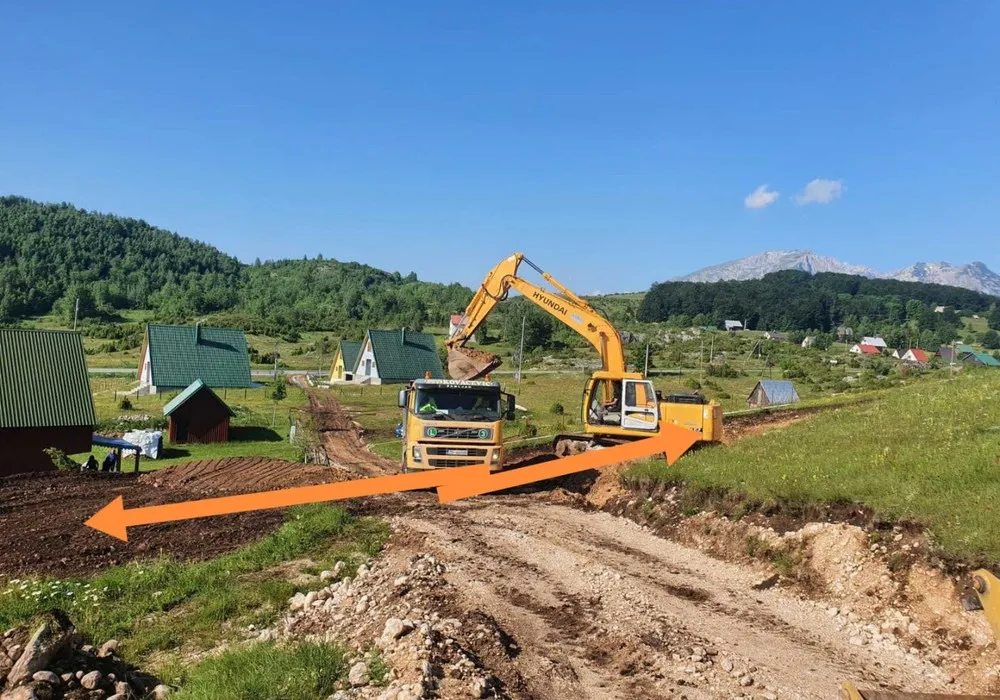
{"left": 398, "top": 378, "right": 515, "bottom": 472}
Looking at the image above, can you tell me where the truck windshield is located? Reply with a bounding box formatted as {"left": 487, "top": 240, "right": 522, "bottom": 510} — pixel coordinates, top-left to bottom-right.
{"left": 414, "top": 388, "right": 501, "bottom": 421}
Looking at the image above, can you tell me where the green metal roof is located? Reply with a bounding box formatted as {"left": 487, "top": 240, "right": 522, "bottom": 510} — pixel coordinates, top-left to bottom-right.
{"left": 363, "top": 329, "right": 444, "bottom": 383}
{"left": 339, "top": 340, "right": 362, "bottom": 372}
{"left": 970, "top": 352, "right": 1000, "bottom": 367}
{"left": 162, "top": 379, "right": 234, "bottom": 416}
{"left": 146, "top": 324, "right": 252, "bottom": 389}
{"left": 0, "top": 329, "right": 96, "bottom": 429}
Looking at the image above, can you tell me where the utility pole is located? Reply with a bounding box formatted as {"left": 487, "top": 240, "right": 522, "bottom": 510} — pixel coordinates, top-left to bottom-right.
{"left": 516, "top": 315, "right": 526, "bottom": 385}
{"left": 273, "top": 341, "right": 279, "bottom": 380}
{"left": 73, "top": 297, "right": 79, "bottom": 331}
{"left": 643, "top": 343, "right": 650, "bottom": 377}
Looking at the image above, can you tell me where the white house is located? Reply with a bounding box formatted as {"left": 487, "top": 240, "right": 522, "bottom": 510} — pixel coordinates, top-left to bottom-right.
{"left": 448, "top": 314, "right": 476, "bottom": 343}
{"left": 801, "top": 336, "right": 815, "bottom": 348}
{"left": 933, "top": 306, "right": 949, "bottom": 314}
{"left": 860, "top": 336, "right": 887, "bottom": 349}
{"left": 724, "top": 320, "right": 743, "bottom": 332}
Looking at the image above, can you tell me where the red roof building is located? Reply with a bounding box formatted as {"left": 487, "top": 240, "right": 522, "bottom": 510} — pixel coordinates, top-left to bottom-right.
{"left": 902, "top": 348, "right": 931, "bottom": 363}
{"left": 850, "top": 343, "right": 881, "bottom": 356}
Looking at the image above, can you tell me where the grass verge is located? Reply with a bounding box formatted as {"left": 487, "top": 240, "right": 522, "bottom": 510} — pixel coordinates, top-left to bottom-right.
{"left": 170, "top": 641, "right": 347, "bottom": 700}
{"left": 626, "top": 370, "right": 1000, "bottom": 562}
{"left": 0, "top": 505, "right": 388, "bottom": 672}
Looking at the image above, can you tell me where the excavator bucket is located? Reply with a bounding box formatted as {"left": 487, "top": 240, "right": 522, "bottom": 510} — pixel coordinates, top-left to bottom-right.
{"left": 447, "top": 347, "right": 502, "bottom": 380}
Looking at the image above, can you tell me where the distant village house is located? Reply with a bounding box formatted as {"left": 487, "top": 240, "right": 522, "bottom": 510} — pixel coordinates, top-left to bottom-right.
{"left": 0, "top": 329, "right": 96, "bottom": 475}
{"left": 138, "top": 323, "right": 253, "bottom": 395}
{"left": 747, "top": 380, "right": 800, "bottom": 408}
{"left": 351, "top": 329, "right": 444, "bottom": 385}
{"left": 329, "top": 340, "right": 362, "bottom": 382}
{"left": 850, "top": 343, "right": 882, "bottom": 356}
{"left": 901, "top": 348, "right": 931, "bottom": 364}
{"left": 860, "top": 336, "right": 887, "bottom": 349}
{"left": 724, "top": 320, "right": 743, "bottom": 332}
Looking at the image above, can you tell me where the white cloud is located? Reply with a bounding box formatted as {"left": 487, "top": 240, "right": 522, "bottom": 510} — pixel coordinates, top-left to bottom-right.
{"left": 744, "top": 185, "right": 780, "bottom": 209}
{"left": 795, "top": 178, "right": 844, "bottom": 205}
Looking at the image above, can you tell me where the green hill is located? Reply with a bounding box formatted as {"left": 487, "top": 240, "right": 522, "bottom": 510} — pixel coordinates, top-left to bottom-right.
{"left": 0, "top": 196, "right": 472, "bottom": 335}
{"left": 628, "top": 369, "right": 1000, "bottom": 561}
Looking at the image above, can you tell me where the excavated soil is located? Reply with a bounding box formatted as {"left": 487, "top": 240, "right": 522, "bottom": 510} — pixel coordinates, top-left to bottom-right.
{"left": 0, "top": 457, "right": 345, "bottom": 577}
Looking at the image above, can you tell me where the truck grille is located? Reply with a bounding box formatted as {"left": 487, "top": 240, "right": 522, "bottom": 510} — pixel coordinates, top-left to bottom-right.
{"left": 430, "top": 427, "right": 490, "bottom": 440}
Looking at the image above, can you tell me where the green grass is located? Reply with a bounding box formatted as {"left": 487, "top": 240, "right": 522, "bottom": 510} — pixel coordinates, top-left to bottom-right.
{"left": 80, "top": 379, "right": 309, "bottom": 468}
{"left": 626, "top": 369, "right": 1000, "bottom": 562}
{"left": 171, "top": 641, "right": 348, "bottom": 700}
{"left": 0, "top": 506, "right": 388, "bottom": 673}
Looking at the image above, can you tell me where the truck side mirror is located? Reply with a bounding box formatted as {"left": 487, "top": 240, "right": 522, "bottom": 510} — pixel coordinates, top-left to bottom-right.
{"left": 505, "top": 393, "right": 516, "bottom": 420}
{"left": 398, "top": 390, "right": 408, "bottom": 408}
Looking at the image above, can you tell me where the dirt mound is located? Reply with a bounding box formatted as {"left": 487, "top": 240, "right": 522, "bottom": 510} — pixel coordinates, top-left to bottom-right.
{"left": 140, "top": 457, "right": 344, "bottom": 494}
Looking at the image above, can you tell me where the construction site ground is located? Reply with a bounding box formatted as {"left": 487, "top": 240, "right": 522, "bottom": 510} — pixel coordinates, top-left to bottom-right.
{"left": 1, "top": 390, "right": 996, "bottom": 698}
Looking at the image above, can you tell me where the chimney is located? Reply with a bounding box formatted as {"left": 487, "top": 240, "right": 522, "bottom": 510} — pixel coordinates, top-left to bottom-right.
{"left": 194, "top": 321, "right": 201, "bottom": 345}
{"left": 401, "top": 327, "right": 406, "bottom": 345}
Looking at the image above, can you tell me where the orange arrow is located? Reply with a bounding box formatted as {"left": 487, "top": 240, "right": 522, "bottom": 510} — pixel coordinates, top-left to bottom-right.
{"left": 437, "top": 424, "right": 698, "bottom": 502}
{"left": 85, "top": 427, "right": 698, "bottom": 541}
{"left": 86, "top": 464, "right": 492, "bottom": 542}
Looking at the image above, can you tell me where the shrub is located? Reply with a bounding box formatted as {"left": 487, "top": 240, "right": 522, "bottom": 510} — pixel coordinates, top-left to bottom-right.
{"left": 119, "top": 396, "right": 134, "bottom": 410}
{"left": 684, "top": 378, "right": 702, "bottom": 390}
{"left": 549, "top": 402, "right": 565, "bottom": 415}
{"left": 43, "top": 448, "right": 77, "bottom": 471}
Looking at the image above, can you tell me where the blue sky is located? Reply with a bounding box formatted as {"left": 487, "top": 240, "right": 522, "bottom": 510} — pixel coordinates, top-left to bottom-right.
{"left": 2, "top": 2, "right": 998, "bottom": 292}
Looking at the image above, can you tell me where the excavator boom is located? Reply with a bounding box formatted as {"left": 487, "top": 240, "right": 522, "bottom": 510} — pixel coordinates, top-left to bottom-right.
{"left": 447, "top": 252, "right": 625, "bottom": 380}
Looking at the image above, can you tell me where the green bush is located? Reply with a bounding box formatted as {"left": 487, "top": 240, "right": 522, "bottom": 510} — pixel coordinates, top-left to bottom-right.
{"left": 549, "top": 402, "right": 565, "bottom": 415}
{"left": 119, "top": 397, "right": 133, "bottom": 410}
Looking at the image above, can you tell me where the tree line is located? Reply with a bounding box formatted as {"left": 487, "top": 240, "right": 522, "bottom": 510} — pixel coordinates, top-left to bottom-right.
{"left": 637, "top": 269, "right": 999, "bottom": 348}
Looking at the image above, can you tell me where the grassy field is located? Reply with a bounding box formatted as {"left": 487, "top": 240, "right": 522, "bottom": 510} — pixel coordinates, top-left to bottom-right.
{"left": 626, "top": 369, "right": 1000, "bottom": 562}
{"left": 0, "top": 506, "right": 388, "bottom": 691}
{"left": 81, "top": 378, "right": 309, "bottom": 469}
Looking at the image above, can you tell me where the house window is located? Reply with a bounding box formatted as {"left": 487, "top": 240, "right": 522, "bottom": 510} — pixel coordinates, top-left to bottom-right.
{"left": 365, "top": 358, "right": 373, "bottom": 376}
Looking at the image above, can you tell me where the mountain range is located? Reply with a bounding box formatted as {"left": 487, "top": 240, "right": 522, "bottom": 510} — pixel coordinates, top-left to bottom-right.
{"left": 677, "top": 250, "right": 1000, "bottom": 297}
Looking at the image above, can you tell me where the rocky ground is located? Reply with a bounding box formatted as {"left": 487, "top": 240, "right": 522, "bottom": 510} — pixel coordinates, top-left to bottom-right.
{"left": 0, "top": 610, "right": 168, "bottom": 700}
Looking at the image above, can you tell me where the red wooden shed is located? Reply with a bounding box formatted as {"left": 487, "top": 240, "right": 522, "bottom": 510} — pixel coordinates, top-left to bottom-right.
{"left": 162, "top": 379, "right": 234, "bottom": 444}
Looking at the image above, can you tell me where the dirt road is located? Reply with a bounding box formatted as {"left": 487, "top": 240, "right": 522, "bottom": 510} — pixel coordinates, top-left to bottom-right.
{"left": 311, "top": 391, "right": 963, "bottom": 699}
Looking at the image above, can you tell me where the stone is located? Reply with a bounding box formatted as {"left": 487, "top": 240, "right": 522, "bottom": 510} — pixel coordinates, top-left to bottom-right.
{"left": 98, "top": 639, "right": 120, "bottom": 657}
{"left": 849, "top": 636, "right": 865, "bottom": 647}
{"left": 333, "top": 561, "right": 346, "bottom": 576}
{"left": 740, "top": 675, "right": 754, "bottom": 687}
{"left": 31, "top": 670, "right": 61, "bottom": 685}
{"left": 5, "top": 611, "right": 74, "bottom": 687}
{"left": 0, "top": 653, "right": 12, "bottom": 679}
{"left": 470, "top": 676, "right": 489, "bottom": 698}
{"left": 0, "top": 687, "right": 40, "bottom": 700}
{"left": 382, "top": 618, "right": 414, "bottom": 642}
{"left": 151, "top": 684, "right": 173, "bottom": 699}
{"left": 349, "top": 661, "right": 369, "bottom": 687}
{"left": 7, "top": 645, "right": 23, "bottom": 661}
{"left": 81, "top": 670, "right": 103, "bottom": 690}
{"left": 319, "top": 570, "right": 335, "bottom": 582}
{"left": 115, "top": 681, "right": 129, "bottom": 695}
{"left": 108, "top": 695, "right": 126, "bottom": 700}
{"left": 721, "top": 659, "right": 735, "bottom": 673}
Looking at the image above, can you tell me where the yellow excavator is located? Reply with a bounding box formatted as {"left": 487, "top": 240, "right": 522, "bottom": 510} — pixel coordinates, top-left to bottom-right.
{"left": 841, "top": 569, "right": 1000, "bottom": 699}
{"left": 446, "top": 252, "right": 722, "bottom": 457}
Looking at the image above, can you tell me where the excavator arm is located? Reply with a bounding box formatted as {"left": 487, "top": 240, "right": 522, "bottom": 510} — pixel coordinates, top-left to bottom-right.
{"left": 447, "top": 252, "right": 626, "bottom": 379}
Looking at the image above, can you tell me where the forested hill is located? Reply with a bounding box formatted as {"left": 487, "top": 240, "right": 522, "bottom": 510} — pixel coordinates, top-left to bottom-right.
{"left": 638, "top": 269, "right": 998, "bottom": 346}
{"left": 0, "top": 196, "right": 243, "bottom": 320}
{"left": 0, "top": 196, "right": 471, "bottom": 335}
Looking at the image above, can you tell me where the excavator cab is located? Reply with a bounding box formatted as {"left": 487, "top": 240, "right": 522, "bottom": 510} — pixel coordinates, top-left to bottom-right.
{"left": 584, "top": 375, "right": 658, "bottom": 433}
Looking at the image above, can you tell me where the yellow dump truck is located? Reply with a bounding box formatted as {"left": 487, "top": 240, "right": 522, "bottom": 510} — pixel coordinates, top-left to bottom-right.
{"left": 397, "top": 378, "right": 515, "bottom": 472}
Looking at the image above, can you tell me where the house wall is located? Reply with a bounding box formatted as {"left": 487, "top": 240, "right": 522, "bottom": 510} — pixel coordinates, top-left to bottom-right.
{"left": 0, "top": 426, "right": 93, "bottom": 476}
{"left": 167, "top": 391, "right": 230, "bottom": 444}
{"left": 354, "top": 338, "right": 381, "bottom": 384}
{"left": 747, "top": 386, "right": 770, "bottom": 408}
{"left": 331, "top": 351, "right": 346, "bottom": 381}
